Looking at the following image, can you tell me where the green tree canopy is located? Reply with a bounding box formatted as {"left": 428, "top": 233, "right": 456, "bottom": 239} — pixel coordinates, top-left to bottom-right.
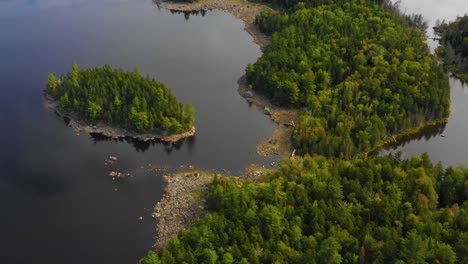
{"left": 47, "top": 63, "right": 195, "bottom": 134}
{"left": 247, "top": 0, "right": 450, "bottom": 157}
{"left": 142, "top": 153, "right": 468, "bottom": 263}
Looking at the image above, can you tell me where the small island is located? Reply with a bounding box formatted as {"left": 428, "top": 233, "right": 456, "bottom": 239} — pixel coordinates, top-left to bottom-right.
{"left": 46, "top": 63, "right": 195, "bottom": 142}
{"left": 434, "top": 15, "right": 468, "bottom": 82}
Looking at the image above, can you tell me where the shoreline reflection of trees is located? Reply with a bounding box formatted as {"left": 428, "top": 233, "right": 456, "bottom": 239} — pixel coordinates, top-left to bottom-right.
{"left": 63, "top": 112, "right": 192, "bottom": 153}
{"left": 89, "top": 133, "right": 190, "bottom": 153}
{"left": 373, "top": 122, "right": 447, "bottom": 156}
{"left": 169, "top": 9, "right": 207, "bottom": 20}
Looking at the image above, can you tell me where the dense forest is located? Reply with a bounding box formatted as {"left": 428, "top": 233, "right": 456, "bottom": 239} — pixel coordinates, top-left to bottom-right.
{"left": 143, "top": 153, "right": 468, "bottom": 264}
{"left": 246, "top": 0, "right": 450, "bottom": 157}
{"left": 138, "top": 0, "right": 466, "bottom": 263}
{"left": 46, "top": 63, "right": 195, "bottom": 133}
{"left": 434, "top": 15, "right": 468, "bottom": 81}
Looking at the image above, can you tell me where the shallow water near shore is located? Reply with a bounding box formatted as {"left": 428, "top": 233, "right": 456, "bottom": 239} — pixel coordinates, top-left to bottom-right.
{"left": 0, "top": 0, "right": 276, "bottom": 263}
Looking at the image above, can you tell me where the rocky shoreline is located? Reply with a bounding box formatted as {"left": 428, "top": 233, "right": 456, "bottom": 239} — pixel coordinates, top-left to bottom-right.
{"left": 152, "top": 170, "right": 211, "bottom": 251}
{"left": 152, "top": 165, "right": 273, "bottom": 250}
{"left": 44, "top": 96, "right": 196, "bottom": 143}
{"left": 238, "top": 75, "right": 301, "bottom": 156}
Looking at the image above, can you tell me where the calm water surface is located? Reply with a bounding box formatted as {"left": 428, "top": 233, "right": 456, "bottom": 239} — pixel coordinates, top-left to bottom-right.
{"left": 3, "top": 0, "right": 468, "bottom": 263}
{"left": 0, "top": 0, "right": 276, "bottom": 263}
{"left": 380, "top": 0, "right": 468, "bottom": 166}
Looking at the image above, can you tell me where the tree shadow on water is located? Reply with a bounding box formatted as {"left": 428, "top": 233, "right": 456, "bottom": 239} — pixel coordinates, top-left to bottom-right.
{"left": 89, "top": 133, "right": 191, "bottom": 153}
{"left": 170, "top": 9, "right": 207, "bottom": 20}
{"left": 370, "top": 121, "right": 448, "bottom": 156}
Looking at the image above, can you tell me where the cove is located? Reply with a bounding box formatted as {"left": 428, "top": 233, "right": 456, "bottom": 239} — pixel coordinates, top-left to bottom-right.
{"left": 0, "top": 0, "right": 276, "bottom": 263}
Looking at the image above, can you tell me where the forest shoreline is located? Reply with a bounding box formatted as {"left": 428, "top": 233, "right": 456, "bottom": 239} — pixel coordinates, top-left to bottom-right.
{"left": 44, "top": 95, "right": 196, "bottom": 143}
{"left": 368, "top": 117, "right": 449, "bottom": 156}
{"left": 237, "top": 75, "right": 301, "bottom": 157}
{"left": 446, "top": 65, "right": 468, "bottom": 82}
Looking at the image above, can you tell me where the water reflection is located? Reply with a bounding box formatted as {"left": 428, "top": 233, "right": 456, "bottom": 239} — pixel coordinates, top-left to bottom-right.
{"left": 169, "top": 9, "right": 207, "bottom": 20}
{"left": 372, "top": 121, "right": 447, "bottom": 156}
{"left": 88, "top": 132, "right": 189, "bottom": 153}
{"left": 380, "top": 73, "right": 468, "bottom": 165}
{"left": 61, "top": 108, "right": 194, "bottom": 153}
{"left": 449, "top": 72, "right": 467, "bottom": 85}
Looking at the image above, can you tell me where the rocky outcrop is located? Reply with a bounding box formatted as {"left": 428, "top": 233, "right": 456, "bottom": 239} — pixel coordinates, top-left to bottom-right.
{"left": 152, "top": 166, "right": 273, "bottom": 251}
{"left": 152, "top": 171, "right": 212, "bottom": 251}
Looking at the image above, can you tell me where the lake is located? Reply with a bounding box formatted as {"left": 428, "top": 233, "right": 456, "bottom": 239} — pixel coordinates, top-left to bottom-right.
{"left": 0, "top": 0, "right": 276, "bottom": 263}
{"left": 380, "top": 0, "right": 468, "bottom": 167}
{"left": 2, "top": 0, "right": 468, "bottom": 263}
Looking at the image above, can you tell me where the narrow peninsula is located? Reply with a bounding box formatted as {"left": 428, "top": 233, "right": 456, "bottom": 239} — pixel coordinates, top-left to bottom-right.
{"left": 46, "top": 63, "right": 195, "bottom": 142}
{"left": 434, "top": 15, "right": 468, "bottom": 82}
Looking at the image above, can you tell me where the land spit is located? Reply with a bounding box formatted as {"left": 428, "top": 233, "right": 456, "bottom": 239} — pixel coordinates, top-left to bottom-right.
{"left": 238, "top": 76, "right": 301, "bottom": 156}
{"left": 152, "top": 165, "right": 274, "bottom": 250}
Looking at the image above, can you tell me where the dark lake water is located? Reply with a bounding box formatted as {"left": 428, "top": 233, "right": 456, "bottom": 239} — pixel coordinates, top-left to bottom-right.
{"left": 2, "top": 0, "right": 468, "bottom": 263}
{"left": 380, "top": 0, "right": 468, "bottom": 167}
{"left": 0, "top": 0, "right": 276, "bottom": 263}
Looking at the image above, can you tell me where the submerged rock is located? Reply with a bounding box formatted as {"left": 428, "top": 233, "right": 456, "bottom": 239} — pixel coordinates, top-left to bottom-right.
{"left": 243, "top": 91, "right": 254, "bottom": 98}
{"left": 109, "top": 171, "right": 128, "bottom": 179}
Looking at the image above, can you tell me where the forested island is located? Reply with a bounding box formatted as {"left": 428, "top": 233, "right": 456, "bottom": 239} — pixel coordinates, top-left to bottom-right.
{"left": 434, "top": 15, "right": 468, "bottom": 82}
{"left": 46, "top": 63, "right": 195, "bottom": 141}
{"left": 247, "top": 0, "right": 450, "bottom": 158}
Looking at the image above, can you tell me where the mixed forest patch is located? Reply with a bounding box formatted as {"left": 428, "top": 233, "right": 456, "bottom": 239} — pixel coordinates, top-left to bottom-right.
{"left": 143, "top": 154, "right": 468, "bottom": 264}
{"left": 247, "top": 0, "right": 450, "bottom": 158}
